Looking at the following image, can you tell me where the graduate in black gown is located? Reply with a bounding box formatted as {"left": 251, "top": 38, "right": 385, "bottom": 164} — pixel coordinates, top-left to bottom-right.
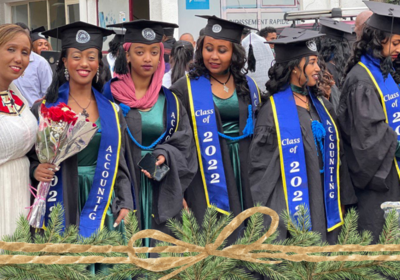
{"left": 318, "top": 18, "right": 353, "bottom": 88}
{"left": 170, "top": 16, "right": 261, "bottom": 237}
{"left": 338, "top": 1, "right": 400, "bottom": 243}
{"left": 102, "top": 20, "right": 197, "bottom": 245}
{"left": 28, "top": 24, "right": 134, "bottom": 274}
{"left": 249, "top": 29, "right": 356, "bottom": 246}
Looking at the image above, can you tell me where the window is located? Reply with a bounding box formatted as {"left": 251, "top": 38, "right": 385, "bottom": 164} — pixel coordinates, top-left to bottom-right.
{"left": 11, "top": 4, "right": 28, "bottom": 25}
{"left": 10, "top": 0, "right": 76, "bottom": 50}
{"left": 29, "top": 1, "right": 48, "bottom": 30}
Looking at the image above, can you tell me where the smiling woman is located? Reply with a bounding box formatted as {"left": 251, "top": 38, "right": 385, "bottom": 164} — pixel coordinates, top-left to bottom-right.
{"left": 0, "top": 24, "right": 38, "bottom": 239}
{"left": 248, "top": 30, "right": 357, "bottom": 257}
{"left": 27, "top": 21, "right": 134, "bottom": 275}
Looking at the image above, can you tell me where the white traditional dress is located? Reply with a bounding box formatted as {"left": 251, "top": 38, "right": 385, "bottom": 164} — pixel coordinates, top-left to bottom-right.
{"left": 0, "top": 83, "right": 37, "bottom": 238}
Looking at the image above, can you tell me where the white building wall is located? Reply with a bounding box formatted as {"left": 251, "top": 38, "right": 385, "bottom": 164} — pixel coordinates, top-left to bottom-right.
{"left": 1, "top": 0, "right": 24, "bottom": 24}
{"left": 149, "top": 0, "right": 179, "bottom": 37}
{"left": 79, "top": 0, "right": 97, "bottom": 25}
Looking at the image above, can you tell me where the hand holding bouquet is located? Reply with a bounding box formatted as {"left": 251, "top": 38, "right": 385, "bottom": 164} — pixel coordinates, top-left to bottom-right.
{"left": 27, "top": 102, "right": 98, "bottom": 228}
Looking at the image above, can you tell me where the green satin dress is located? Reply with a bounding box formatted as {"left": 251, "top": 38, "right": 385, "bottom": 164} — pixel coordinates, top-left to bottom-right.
{"left": 139, "top": 93, "right": 166, "bottom": 248}
{"left": 213, "top": 90, "right": 243, "bottom": 211}
{"left": 77, "top": 118, "right": 125, "bottom": 274}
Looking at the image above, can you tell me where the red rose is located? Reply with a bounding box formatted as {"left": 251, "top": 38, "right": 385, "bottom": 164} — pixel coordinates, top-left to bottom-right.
{"left": 48, "top": 107, "right": 64, "bottom": 122}
{"left": 40, "top": 104, "right": 49, "bottom": 118}
{"left": 63, "top": 110, "right": 78, "bottom": 124}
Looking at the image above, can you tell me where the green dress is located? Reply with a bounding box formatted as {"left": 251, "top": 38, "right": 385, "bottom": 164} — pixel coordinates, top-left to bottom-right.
{"left": 139, "top": 94, "right": 166, "bottom": 248}
{"left": 213, "top": 90, "right": 244, "bottom": 211}
{"left": 77, "top": 118, "right": 126, "bottom": 274}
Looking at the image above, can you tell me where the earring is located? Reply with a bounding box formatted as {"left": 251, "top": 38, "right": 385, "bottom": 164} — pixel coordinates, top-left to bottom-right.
{"left": 96, "top": 68, "right": 100, "bottom": 83}
{"left": 294, "top": 70, "right": 297, "bottom": 73}
{"left": 64, "top": 68, "right": 69, "bottom": 81}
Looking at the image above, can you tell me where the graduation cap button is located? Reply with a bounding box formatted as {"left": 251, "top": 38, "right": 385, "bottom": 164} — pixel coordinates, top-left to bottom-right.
{"left": 76, "top": 30, "right": 90, "bottom": 44}
{"left": 212, "top": 24, "right": 222, "bottom": 33}
{"left": 142, "top": 28, "right": 156, "bottom": 41}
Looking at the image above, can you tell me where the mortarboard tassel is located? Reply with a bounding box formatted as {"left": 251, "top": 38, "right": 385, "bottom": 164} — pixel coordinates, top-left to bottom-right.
{"left": 248, "top": 34, "right": 256, "bottom": 72}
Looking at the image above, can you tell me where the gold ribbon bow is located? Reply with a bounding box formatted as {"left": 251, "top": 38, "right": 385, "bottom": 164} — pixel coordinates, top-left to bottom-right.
{"left": 3, "top": 207, "right": 400, "bottom": 280}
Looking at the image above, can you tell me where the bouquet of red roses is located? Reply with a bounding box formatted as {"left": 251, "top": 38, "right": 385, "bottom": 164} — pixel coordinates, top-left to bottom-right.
{"left": 27, "top": 102, "right": 98, "bottom": 228}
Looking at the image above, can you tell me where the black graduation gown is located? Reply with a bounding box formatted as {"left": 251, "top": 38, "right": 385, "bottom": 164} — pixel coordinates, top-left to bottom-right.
{"left": 28, "top": 101, "right": 134, "bottom": 228}
{"left": 170, "top": 76, "right": 256, "bottom": 240}
{"left": 337, "top": 63, "right": 400, "bottom": 243}
{"left": 327, "top": 62, "right": 340, "bottom": 87}
{"left": 249, "top": 94, "right": 357, "bottom": 244}
{"left": 120, "top": 88, "right": 198, "bottom": 235}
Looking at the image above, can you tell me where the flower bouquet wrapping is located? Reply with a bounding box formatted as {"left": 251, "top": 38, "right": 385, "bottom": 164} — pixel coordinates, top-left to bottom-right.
{"left": 27, "top": 102, "right": 98, "bottom": 228}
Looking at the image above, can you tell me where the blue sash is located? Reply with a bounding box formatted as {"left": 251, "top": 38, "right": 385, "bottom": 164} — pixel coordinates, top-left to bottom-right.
{"left": 187, "top": 75, "right": 261, "bottom": 214}
{"left": 119, "top": 86, "right": 179, "bottom": 150}
{"left": 359, "top": 55, "right": 400, "bottom": 178}
{"left": 44, "top": 82, "right": 121, "bottom": 237}
{"left": 271, "top": 86, "right": 343, "bottom": 231}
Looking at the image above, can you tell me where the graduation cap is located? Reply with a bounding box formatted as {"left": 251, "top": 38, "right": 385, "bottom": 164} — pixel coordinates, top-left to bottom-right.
{"left": 109, "top": 28, "right": 125, "bottom": 45}
{"left": 163, "top": 27, "right": 175, "bottom": 37}
{"left": 108, "top": 19, "right": 179, "bottom": 45}
{"left": 319, "top": 18, "right": 353, "bottom": 40}
{"left": 279, "top": 27, "right": 320, "bottom": 38}
{"left": 196, "top": 15, "right": 257, "bottom": 44}
{"left": 42, "top": 21, "right": 114, "bottom": 51}
{"left": 365, "top": 1, "right": 400, "bottom": 34}
{"left": 267, "top": 29, "right": 324, "bottom": 63}
{"left": 30, "top": 26, "right": 48, "bottom": 42}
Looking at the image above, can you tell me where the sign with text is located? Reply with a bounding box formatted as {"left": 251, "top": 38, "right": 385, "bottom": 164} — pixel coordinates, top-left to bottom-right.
{"left": 186, "top": 0, "right": 210, "bottom": 10}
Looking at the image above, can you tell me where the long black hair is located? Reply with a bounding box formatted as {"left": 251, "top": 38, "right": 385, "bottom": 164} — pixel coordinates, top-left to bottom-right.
{"left": 319, "top": 36, "right": 351, "bottom": 87}
{"left": 266, "top": 56, "right": 323, "bottom": 97}
{"left": 345, "top": 25, "right": 398, "bottom": 83}
{"left": 108, "top": 38, "right": 122, "bottom": 57}
{"left": 189, "top": 36, "right": 249, "bottom": 101}
{"left": 170, "top": 40, "right": 194, "bottom": 85}
{"left": 45, "top": 49, "right": 105, "bottom": 103}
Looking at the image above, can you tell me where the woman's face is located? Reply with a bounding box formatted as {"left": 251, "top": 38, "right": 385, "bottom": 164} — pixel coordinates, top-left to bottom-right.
{"left": 292, "top": 55, "right": 321, "bottom": 87}
{"left": 127, "top": 43, "right": 160, "bottom": 78}
{"left": 381, "top": 34, "right": 400, "bottom": 61}
{"left": 0, "top": 32, "right": 30, "bottom": 87}
{"left": 62, "top": 48, "right": 99, "bottom": 86}
{"left": 33, "top": 39, "right": 50, "bottom": 55}
{"left": 202, "top": 36, "right": 233, "bottom": 75}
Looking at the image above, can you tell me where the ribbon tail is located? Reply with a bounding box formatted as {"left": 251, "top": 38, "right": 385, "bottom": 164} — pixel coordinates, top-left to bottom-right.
{"left": 242, "top": 105, "right": 254, "bottom": 136}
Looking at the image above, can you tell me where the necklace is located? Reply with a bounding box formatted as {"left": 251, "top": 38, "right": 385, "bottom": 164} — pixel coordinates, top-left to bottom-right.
{"left": 290, "top": 84, "right": 308, "bottom": 96}
{"left": 210, "top": 72, "right": 232, "bottom": 93}
{"left": 69, "top": 93, "right": 92, "bottom": 118}
{"left": 293, "top": 92, "right": 310, "bottom": 111}
{"left": 1, "top": 90, "right": 21, "bottom": 116}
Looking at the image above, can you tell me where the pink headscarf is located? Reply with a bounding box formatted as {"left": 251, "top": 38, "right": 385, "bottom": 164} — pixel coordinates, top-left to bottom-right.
{"left": 111, "top": 42, "right": 165, "bottom": 110}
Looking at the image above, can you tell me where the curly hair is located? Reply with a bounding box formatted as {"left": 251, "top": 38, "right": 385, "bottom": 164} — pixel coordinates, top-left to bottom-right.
{"left": 189, "top": 36, "right": 250, "bottom": 101}
{"left": 345, "top": 25, "right": 398, "bottom": 82}
{"left": 265, "top": 56, "right": 323, "bottom": 98}
{"left": 319, "top": 37, "right": 351, "bottom": 87}
{"left": 45, "top": 49, "right": 105, "bottom": 103}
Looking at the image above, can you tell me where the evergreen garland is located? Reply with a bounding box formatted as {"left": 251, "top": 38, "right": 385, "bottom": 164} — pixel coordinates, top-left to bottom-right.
{"left": 2, "top": 204, "right": 400, "bottom": 279}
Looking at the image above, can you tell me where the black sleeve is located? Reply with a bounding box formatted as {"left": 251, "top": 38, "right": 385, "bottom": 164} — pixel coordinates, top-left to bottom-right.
{"left": 112, "top": 108, "right": 134, "bottom": 213}
{"left": 338, "top": 82, "right": 397, "bottom": 191}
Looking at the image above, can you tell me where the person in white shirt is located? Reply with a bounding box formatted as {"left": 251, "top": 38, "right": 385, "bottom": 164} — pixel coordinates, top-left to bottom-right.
{"left": 241, "top": 33, "right": 274, "bottom": 93}
{"left": 14, "top": 22, "right": 52, "bottom": 107}
{"left": 102, "top": 29, "right": 125, "bottom": 81}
